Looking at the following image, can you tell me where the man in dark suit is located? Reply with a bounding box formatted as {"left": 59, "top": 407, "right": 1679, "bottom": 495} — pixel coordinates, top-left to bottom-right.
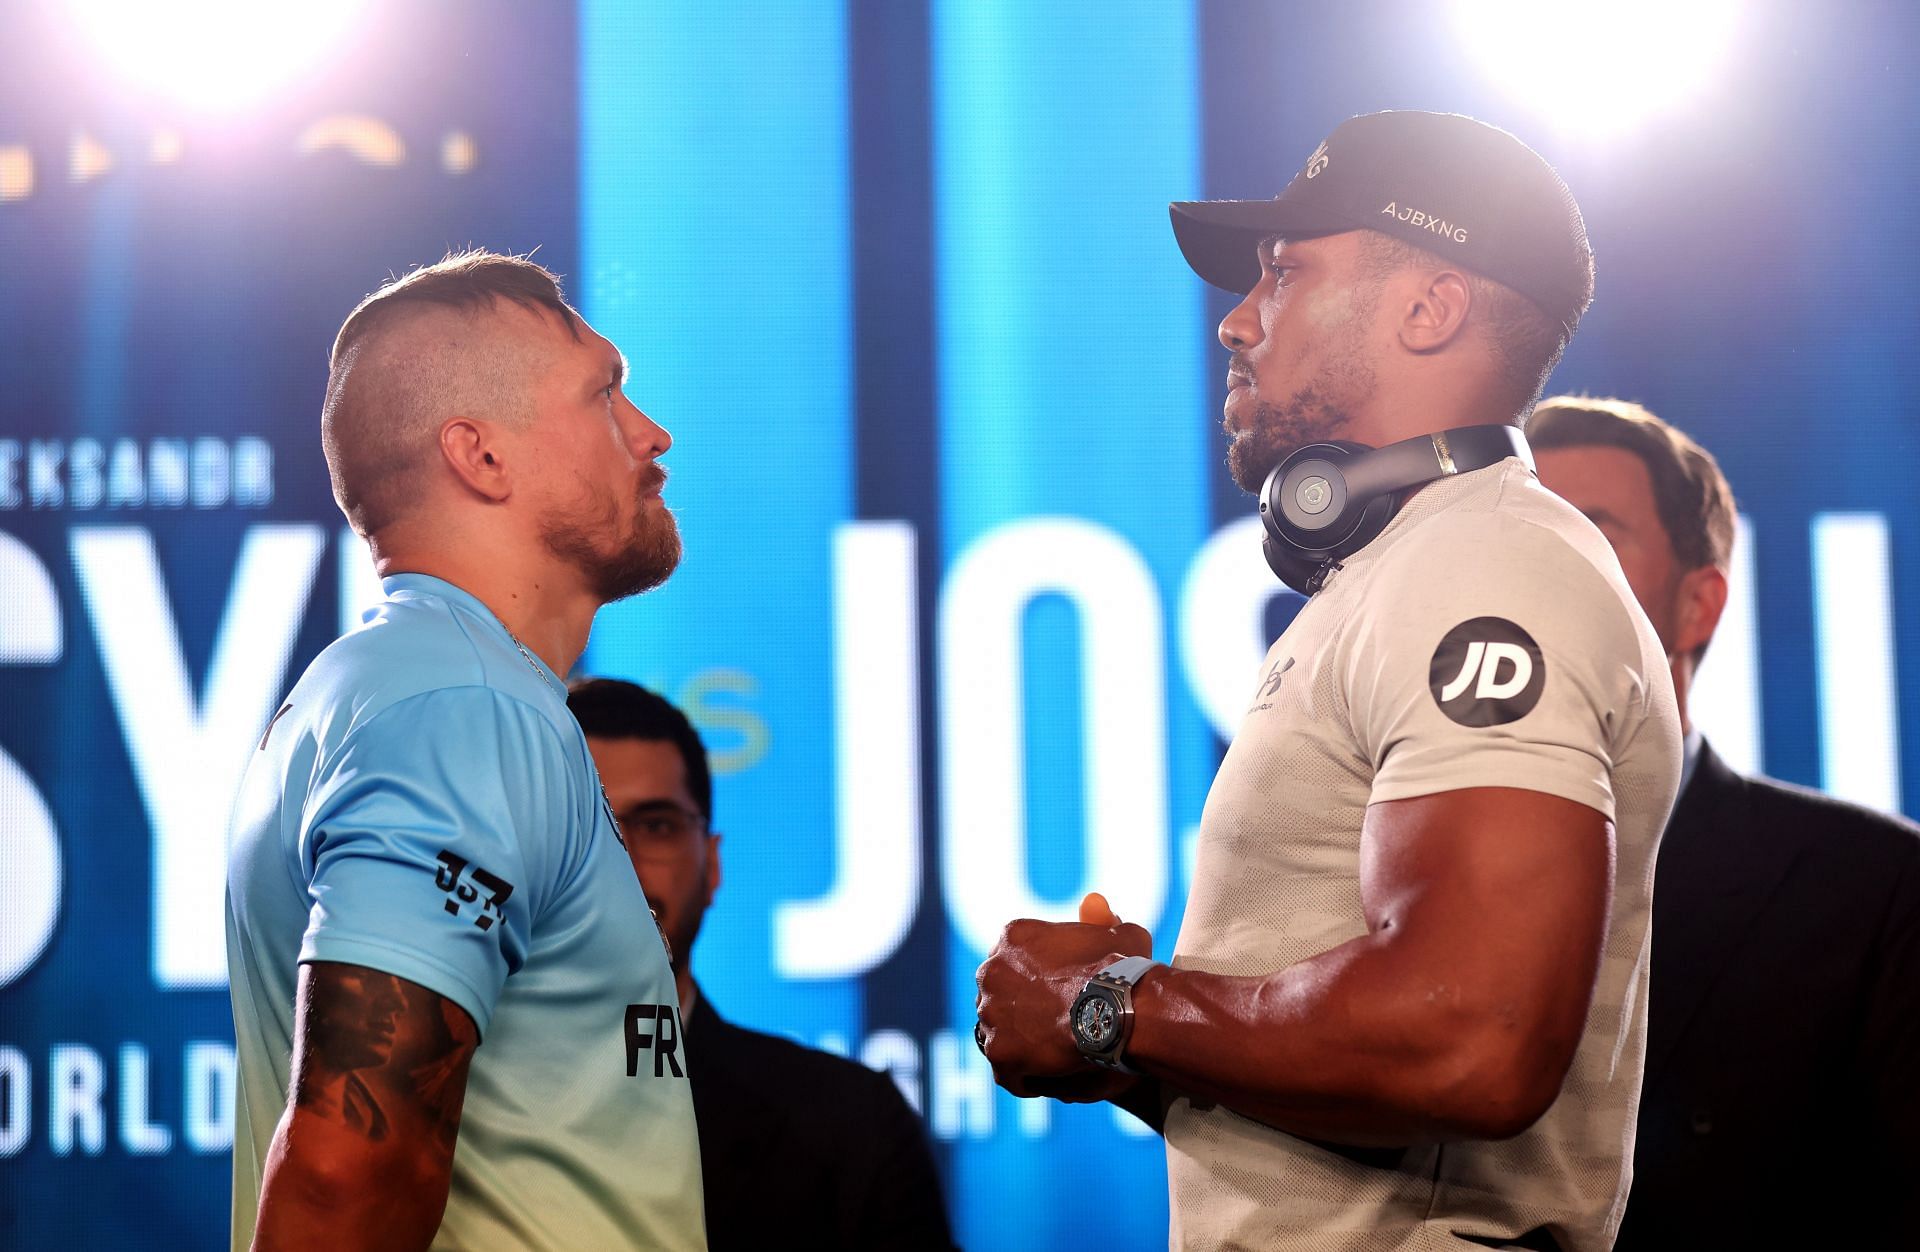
{"left": 566, "top": 678, "right": 956, "bottom": 1251}
{"left": 1531, "top": 396, "right": 1920, "bottom": 1248}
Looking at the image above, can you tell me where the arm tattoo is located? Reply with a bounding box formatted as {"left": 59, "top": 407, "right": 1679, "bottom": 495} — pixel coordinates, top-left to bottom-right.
{"left": 292, "top": 962, "right": 479, "bottom": 1153}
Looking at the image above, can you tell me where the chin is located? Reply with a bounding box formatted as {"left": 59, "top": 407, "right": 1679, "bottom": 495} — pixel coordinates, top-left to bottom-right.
{"left": 1226, "top": 440, "right": 1275, "bottom": 495}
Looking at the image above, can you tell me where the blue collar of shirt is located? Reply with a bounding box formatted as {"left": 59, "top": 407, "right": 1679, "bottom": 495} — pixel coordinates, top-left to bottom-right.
{"left": 377, "top": 572, "right": 567, "bottom": 694}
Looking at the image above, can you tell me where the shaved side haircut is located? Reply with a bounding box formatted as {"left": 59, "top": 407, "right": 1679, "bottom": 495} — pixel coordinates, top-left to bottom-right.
{"left": 322, "top": 250, "right": 583, "bottom": 537}
{"left": 1355, "top": 231, "right": 1574, "bottom": 420}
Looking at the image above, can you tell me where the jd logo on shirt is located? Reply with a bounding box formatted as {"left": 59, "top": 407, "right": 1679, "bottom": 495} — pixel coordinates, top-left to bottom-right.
{"left": 1428, "top": 617, "right": 1545, "bottom": 727}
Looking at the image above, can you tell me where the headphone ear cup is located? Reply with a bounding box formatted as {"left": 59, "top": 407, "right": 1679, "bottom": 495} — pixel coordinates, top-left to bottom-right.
{"left": 1262, "top": 535, "right": 1324, "bottom": 596}
{"left": 1257, "top": 440, "right": 1403, "bottom": 593}
{"left": 1261, "top": 445, "right": 1350, "bottom": 550}
{"left": 1341, "top": 492, "right": 1398, "bottom": 556}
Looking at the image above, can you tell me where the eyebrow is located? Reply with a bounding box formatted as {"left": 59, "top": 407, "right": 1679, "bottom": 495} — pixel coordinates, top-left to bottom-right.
{"left": 618, "top": 799, "right": 695, "bottom": 818}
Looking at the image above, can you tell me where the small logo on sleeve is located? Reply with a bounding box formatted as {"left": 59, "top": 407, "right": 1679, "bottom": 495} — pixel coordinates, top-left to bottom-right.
{"left": 1248, "top": 656, "right": 1295, "bottom": 713}
{"left": 1428, "top": 617, "right": 1545, "bottom": 726}
{"left": 433, "top": 850, "right": 515, "bottom": 932}
{"left": 625, "top": 1004, "right": 686, "bottom": 1078}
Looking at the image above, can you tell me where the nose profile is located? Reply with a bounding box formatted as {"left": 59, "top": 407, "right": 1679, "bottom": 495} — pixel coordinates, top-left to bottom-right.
{"left": 627, "top": 400, "right": 672, "bottom": 458}
{"left": 1218, "top": 287, "right": 1262, "bottom": 352}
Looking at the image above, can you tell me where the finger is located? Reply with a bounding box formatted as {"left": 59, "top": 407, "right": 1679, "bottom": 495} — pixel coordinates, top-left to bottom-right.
{"left": 1078, "top": 891, "right": 1119, "bottom": 927}
{"left": 1115, "top": 920, "right": 1154, "bottom": 955}
{"left": 993, "top": 1072, "right": 1034, "bottom": 1099}
{"left": 1024, "top": 1071, "right": 1128, "bottom": 1104}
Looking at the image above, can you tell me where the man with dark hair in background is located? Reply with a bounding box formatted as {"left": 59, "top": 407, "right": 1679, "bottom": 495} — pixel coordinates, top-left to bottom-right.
{"left": 1530, "top": 395, "right": 1920, "bottom": 1249}
{"left": 226, "top": 250, "right": 703, "bottom": 1250}
{"left": 567, "top": 677, "right": 957, "bottom": 1252}
{"left": 975, "top": 110, "right": 1681, "bottom": 1250}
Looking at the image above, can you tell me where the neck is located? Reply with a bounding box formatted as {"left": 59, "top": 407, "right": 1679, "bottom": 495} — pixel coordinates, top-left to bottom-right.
{"left": 675, "top": 966, "right": 696, "bottom": 1020}
{"left": 1346, "top": 411, "right": 1518, "bottom": 451}
{"left": 1345, "top": 368, "right": 1519, "bottom": 449}
{"left": 372, "top": 528, "right": 600, "bottom": 678}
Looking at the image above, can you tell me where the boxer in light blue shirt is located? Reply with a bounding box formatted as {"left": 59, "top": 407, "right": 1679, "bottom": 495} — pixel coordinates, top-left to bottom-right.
{"left": 226, "top": 251, "right": 703, "bottom": 1250}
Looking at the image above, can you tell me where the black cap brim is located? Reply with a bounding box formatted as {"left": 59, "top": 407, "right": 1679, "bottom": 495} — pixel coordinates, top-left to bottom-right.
{"left": 1169, "top": 199, "right": 1359, "bottom": 293}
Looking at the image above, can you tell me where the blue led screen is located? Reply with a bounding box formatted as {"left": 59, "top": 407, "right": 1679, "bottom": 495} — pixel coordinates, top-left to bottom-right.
{"left": 4, "top": 2, "right": 1920, "bottom": 1246}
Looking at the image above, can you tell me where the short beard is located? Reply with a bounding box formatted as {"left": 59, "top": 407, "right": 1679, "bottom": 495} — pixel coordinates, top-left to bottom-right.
{"left": 540, "top": 475, "right": 683, "bottom": 604}
{"left": 1227, "top": 385, "right": 1358, "bottom": 493}
{"left": 1224, "top": 289, "right": 1381, "bottom": 492}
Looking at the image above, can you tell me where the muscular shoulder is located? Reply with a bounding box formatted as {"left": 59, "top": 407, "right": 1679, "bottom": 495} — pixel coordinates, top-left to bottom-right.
{"left": 1372, "top": 470, "right": 1634, "bottom": 613}
{"left": 272, "top": 598, "right": 585, "bottom": 817}
{"left": 1352, "top": 485, "right": 1651, "bottom": 677}
{"left": 294, "top": 595, "right": 556, "bottom": 729}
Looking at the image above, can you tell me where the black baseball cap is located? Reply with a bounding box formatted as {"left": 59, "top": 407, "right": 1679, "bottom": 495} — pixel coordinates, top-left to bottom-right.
{"left": 1170, "top": 110, "right": 1594, "bottom": 335}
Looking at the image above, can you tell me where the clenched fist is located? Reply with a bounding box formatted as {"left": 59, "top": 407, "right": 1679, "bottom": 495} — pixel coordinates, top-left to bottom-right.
{"left": 974, "top": 893, "right": 1153, "bottom": 1100}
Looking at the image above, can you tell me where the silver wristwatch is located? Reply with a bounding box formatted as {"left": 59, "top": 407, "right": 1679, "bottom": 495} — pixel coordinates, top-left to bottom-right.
{"left": 1069, "top": 955, "right": 1160, "bottom": 1073}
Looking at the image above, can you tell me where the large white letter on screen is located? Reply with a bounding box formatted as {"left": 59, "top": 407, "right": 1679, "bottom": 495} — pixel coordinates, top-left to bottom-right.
{"left": 939, "top": 518, "right": 1168, "bottom": 954}
{"left": 1688, "top": 514, "right": 1762, "bottom": 775}
{"left": 73, "top": 524, "right": 326, "bottom": 987}
{"left": 775, "top": 521, "right": 922, "bottom": 978}
{"left": 1180, "top": 515, "right": 1298, "bottom": 741}
{"left": 338, "top": 526, "right": 383, "bottom": 638}
{"left": 0, "top": 532, "right": 64, "bottom": 990}
{"left": 1812, "top": 513, "right": 1901, "bottom": 813}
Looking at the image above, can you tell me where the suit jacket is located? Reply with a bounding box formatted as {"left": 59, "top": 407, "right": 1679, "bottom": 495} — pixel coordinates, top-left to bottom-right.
{"left": 1616, "top": 741, "right": 1920, "bottom": 1249}
{"left": 686, "top": 988, "right": 957, "bottom": 1251}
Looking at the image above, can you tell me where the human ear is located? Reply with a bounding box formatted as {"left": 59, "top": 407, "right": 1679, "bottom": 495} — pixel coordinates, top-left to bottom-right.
{"left": 1675, "top": 564, "right": 1729, "bottom": 659}
{"left": 1397, "top": 269, "right": 1472, "bottom": 353}
{"left": 438, "top": 417, "right": 513, "bottom": 502}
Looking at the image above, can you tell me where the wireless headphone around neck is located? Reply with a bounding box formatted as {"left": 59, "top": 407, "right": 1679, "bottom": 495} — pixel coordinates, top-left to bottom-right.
{"left": 1258, "top": 425, "right": 1532, "bottom": 595}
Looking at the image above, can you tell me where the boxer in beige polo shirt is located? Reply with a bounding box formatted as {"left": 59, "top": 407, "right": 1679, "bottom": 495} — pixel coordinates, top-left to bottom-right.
{"left": 974, "top": 111, "right": 1680, "bottom": 1251}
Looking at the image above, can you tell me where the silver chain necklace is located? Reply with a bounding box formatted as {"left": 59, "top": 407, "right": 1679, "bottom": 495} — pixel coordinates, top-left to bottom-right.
{"left": 506, "top": 631, "right": 562, "bottom": 699}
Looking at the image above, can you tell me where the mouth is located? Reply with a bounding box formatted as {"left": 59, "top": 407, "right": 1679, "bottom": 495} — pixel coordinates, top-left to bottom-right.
{"left": 639, "top": 465, "right": 667, "bottom": 501}
{"left": 1223, "top": 380, "right": 1252, "bottom": 432}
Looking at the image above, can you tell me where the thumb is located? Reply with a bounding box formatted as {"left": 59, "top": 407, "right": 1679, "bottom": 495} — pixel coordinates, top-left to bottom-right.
{"left": 1078, "top": 891, "right": 1120, "bottom": 927}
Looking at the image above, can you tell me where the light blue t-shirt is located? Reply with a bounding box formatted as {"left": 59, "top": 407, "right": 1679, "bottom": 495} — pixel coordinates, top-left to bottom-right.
{"left": 225, "top": 573, "right": 704, "bottom": 1250}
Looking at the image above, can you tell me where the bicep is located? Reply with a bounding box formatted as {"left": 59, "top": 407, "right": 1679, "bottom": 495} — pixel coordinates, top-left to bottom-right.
{"left": 288, "top": 960, "right": 479, "bottom": 1164}
{"left": 1359, "top": 788, "right": 1613, "bottom": 1039}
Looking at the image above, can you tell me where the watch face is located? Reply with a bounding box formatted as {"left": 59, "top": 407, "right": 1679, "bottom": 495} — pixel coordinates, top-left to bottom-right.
{"left": 1073, "top": 990, "right": 1119, "bottom": 1051}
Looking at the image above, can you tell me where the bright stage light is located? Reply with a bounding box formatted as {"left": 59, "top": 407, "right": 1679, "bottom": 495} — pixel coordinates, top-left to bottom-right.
{"left": 1450, "top": 0, "right": 1741, "bottom": 139}
{"left": 68, "top": 0, "right": 370, "bottom": 113}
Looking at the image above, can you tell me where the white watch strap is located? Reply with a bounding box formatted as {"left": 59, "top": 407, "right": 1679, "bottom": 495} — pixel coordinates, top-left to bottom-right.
{"left": 1098, "top": 955, "right": 1159, "bottom": 987}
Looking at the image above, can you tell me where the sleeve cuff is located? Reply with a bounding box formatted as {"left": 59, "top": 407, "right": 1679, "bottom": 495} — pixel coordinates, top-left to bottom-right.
{"left": 300, "top": 932, "right": 497, "bottom": 1040}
